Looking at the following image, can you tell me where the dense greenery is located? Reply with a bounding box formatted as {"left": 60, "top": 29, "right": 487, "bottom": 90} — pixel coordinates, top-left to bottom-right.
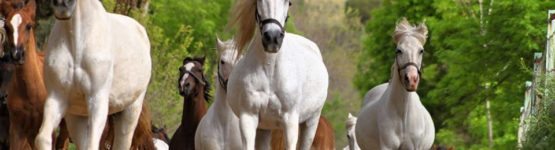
{"left": 354, "top": 0, "right": 555, "bottom": 149}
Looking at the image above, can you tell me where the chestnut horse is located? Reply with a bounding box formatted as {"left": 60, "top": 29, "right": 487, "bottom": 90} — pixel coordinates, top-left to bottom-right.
{"left": 0, "top": 1, "right": 75, "bottom": 149}
{"left": 0, "top": 0, "right": 47, "bottom": 149}
{"left": 271, "top": 116, "right": 335, "bottom": 150}
{"left": 170, "top": 57, "right": 210, "bottom": 150}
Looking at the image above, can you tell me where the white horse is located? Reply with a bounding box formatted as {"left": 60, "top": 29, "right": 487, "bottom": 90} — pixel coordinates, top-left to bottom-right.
{"left": 35, "top": 0, "right": 151, "bottom": 149}
{"left": 195, "top": 38, "right": 243, "bottom": 150}
{"left": 355, "top": 18, "right": 434, "bottom": 149}
{"left": 227, "top": 0, "right": 329, "bottom": 149}
{"left": 343, "top": 113, "right": 360, "bottom": 150}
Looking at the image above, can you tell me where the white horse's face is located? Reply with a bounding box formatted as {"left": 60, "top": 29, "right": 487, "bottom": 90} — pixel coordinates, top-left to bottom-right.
{"left": 256, "top": 0, "right": 290, "bottom": 53}
{"left": 395, "top": 36, "right": 424, "bottom": 92}
{"left": 51, "top": 0, "right": 76, "bottom": 20}
{"left": 393, "top": 19, "right": 427, "bottom": 92}
{"left": 217, "top": 38, "right": 239, "bottom": 83}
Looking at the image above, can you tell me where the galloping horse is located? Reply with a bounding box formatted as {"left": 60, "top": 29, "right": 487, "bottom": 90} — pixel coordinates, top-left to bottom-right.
{"left": 227, "top": 0, "right": 329, "bottom": 149}
{"left": 170, "top": 57, "right": 211, "bottom": 149}
{"left": 355, "top": 18, "right": 434, "bottom": 149}
{"left": 35, "top": 0, "right": 152, "bottom": 149}
{"left": 195, "top": 38, "right": 243, "bottom": 150}
{"left": 0, "top": 0, "right": 48, "bottom": 149}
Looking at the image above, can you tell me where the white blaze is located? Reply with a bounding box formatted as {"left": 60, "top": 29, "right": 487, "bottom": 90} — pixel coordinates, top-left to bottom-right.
{"left": 180, "top": 62, "right": 196, "bottom": 85}
{"left": 10, "top": 14, "right": 22, "bottom": 45}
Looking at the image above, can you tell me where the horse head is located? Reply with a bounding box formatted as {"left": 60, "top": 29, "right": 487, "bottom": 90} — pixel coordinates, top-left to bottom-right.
{"left": 1, "top": 0, "right": 36, "bottom": 64}
{"left": 178, "top": 57, "right": 210, "bottom": 101}
{"left": 229, "top": 0, "right": 291, "bottom": 54}
{"left": 51, "top": 0, "right": 76, "bottom": 20}
{"left": 256, "top": 0, "right": 290, "bottom": 53}
{"left": 393, "top": 18, "right": 427, "bottom": 92}
{"left": 216, "top": 37, "right": 241, "bottom": 91}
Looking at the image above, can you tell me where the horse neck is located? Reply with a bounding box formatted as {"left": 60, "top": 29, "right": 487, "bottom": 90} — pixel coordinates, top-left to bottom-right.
{"left": 386, "top": 63, "right": 414, "bottom": 118}
{"left": 12, "top": 31, "right": 45, "bottom": 100}
{"left": 62, "top": 0, "right": 105, "bottom": 35}
{"left": 181, "top": 91, "right": 207, "bottom": 131}
{"left": 213, "top": 80, "right": 227, "bottom": 107}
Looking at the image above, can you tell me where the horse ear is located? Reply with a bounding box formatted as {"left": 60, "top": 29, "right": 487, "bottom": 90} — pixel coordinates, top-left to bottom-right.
{"left": 198, "top": 57, "right": 206, "bottom": 65}
{"left": 348, "top": 113, "right": 353, "bottom": 118}
{"left": 416, "top": 23, "right": 428, "bottom": 37}
{"left": 393, "top": 17, "right": 410, "bottom": 43}
{"left": 183, "top": 57, "right": 193, "bottom": 64}
{"left": 216, "top": 36, "right": 225, "bottom": 52}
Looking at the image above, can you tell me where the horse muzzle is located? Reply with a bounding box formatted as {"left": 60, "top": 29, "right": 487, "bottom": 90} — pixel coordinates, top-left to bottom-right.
{"left": 261, "top": 29, "right": 284, "bottom": 53}
{"left": 403, "top": 67, "right": 420, "bottom": 92}
{"left": 10, "top": 47, "right": 24, "bottom": 65}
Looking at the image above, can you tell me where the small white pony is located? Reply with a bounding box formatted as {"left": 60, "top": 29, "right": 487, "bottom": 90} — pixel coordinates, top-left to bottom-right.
{"left": 195, "top": 38, "right": 243, "bottom": 150}
{"left": 35, "top": 0, "right": 151, "bottom": 149}
{"left": 355, "top": 18, "right": 435, "bottom": 149}
{"left": 343, "top": 113, "right": 360, "bottom": 150}
{"left": 227, "top": 0, "right": 329, "bottom": 149}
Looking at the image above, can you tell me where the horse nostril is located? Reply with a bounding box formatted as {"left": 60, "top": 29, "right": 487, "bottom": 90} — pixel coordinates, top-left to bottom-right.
{"left": 404, "top": 74, "right": 409, "bottom": 82}
{"left": 185, "top": 83, "right": 190, "bottom": 88}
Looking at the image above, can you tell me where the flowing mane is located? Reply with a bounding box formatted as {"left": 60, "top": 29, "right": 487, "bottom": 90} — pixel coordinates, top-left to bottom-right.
{"left": 227, "top": 0, "right": 256, "bottom": 56}
{"left": 393, "top": 18, "right": 428, "bottom": 45}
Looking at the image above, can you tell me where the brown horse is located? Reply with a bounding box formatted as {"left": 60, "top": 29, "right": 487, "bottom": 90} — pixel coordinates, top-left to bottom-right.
{"left": 0, "top": 1, "right": 72, "bottom": 149}
{"left": 0, "top": 0, "right": 46, "bottom": 149}
{"left": 271, "top": 116, "right": 336, "bottom": 150}
{"left": 170, "top": 57, "right": 210, "bottom": 150}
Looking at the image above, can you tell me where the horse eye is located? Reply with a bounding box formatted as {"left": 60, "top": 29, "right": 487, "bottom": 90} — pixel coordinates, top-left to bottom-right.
{"left": 25, "top": 24, "right": 32, "bottom": 31}
{"left": 220, "top": 60, "right": 225, "bottom": 65}
{"left": 396, "top": 49, "right": 402, "bottom": 55}
{"left": 420, "top": 49, "right": 424, "bottom": 54}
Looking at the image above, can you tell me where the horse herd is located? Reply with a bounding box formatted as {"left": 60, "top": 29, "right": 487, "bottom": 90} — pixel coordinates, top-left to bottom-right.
{"left": 0, "top": 0, "right": 440, "bottom": 150}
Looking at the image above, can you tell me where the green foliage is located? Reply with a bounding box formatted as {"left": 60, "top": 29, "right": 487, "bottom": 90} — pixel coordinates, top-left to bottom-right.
{"left": 522, "top": 76, "right": 555, "bottom": 149}
{"left": 355, "top": 0, "right": 555, "bottom": 148}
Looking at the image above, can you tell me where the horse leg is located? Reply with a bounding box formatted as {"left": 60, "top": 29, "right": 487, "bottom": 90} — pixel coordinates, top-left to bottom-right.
{"left": 85, "top": 91, "right": 110, "bottom": 150}
{"left": 8, "top": 123, "right": 27, "bottom": 150}
{"left": 239, "top": 113, "right": 258, "bottom": 150}
{"left": 35, "top": 93, "right": 67, "bottom": 150}
{"left": 64, "top": 114, "right": 89, "bottom": 149}
{"left": 298, "top": 115, "right": 320, "bottom": 150}
{"left": 255, "top": 129, "right": 271, "bottom": 150}
{"left": 111, "top": 91, "right": 145, "bottom": 150}
{"left": 282, "top": 113, "right": 300, "bottom": 150}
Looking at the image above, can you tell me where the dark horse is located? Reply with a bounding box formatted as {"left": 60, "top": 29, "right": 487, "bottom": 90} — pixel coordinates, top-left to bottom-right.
{"left": 0, "top": 56, "right": 14, "bottom": 150}
{"left": 0, "top": 15, "right": 13, "bottom": 150}
{"left": 170, "top": 57, "right": 211, "bottom": 150}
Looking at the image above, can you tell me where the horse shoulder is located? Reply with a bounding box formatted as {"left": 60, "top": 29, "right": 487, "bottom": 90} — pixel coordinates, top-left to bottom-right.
{"left": 362, "top": 83, "right": 389, "bottom": 106}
